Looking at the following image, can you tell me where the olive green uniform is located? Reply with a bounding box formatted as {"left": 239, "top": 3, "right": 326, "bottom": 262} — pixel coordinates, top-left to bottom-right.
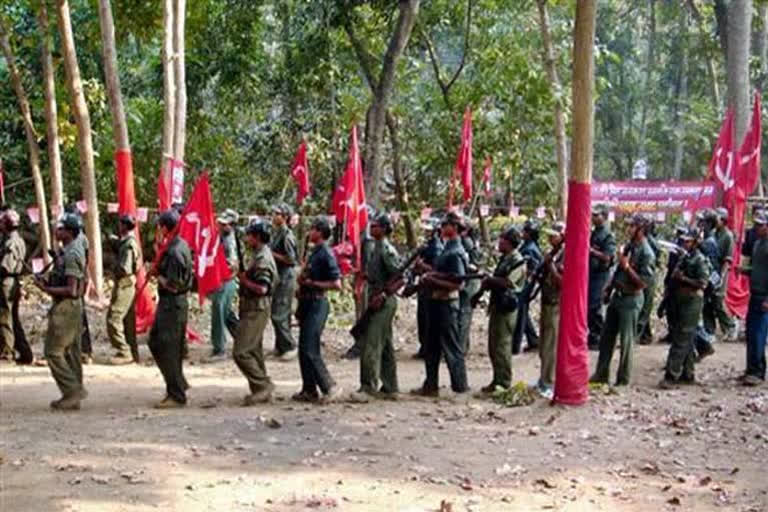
{"left": 209, "top": 231, "right": 239, "bottom": 355}
{"left": 592, "top": 238, "right": 655, "bottom": 385}
{"left": 637, "top": 235, "right": 659, "bottom": 344}
{"left": 74, "top": 232, "right": 93, "bottom": 356}
{"left": 107, "top": 233, "right": 140, "bottom": 358}
{"left": 148, "top": 236, "right": 193, "bottom": 404}
{"left": 487, "top": 250, "right": 526, "bottom": 389}
{"left": 0, "top": 230, "right": 26, "bottom": 359}
{"left": 460, "top": 235, "right": 481, "bottom": 353}
{"left": 538, "top": 250, "right": 564, "bottom": 389}
{"left": 588, "top": 224, "right": 616, "bottom": 348}
{"left": 359, "top": 238, "right": 401, "bottom": 394}
{"left": 45, "top": 240, "right": 86, "bottom": 399}
{"left": 234, "top": 245, "right": 277, "bottom": 393}
{"left": 665, "top": 248, "right": 709, "bottom": 382}
{"left": 270, "top": 224, "right": 298, "bottom": 354}
{"left": 703, "top": 226, "right": 736, "bottom": 335}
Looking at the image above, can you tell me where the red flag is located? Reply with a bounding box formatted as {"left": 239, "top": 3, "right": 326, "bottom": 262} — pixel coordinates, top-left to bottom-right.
{"left": 115, "top": 149, "right": 156, "bottom": 333}
{"left": 344, "top": 125, "right": 368, "bottom": 268}
{"left": 175, "top": 173, "right": 232, "bottom": 304}
{"left": 291, "top": 141, "right": 310, "bottom": 205}
{"left": 156, "top": 157, "right": 184, "bottom": 211}
{"left": 725, "top": 93, "right": 762, "bottom": 319}
{"left": 330, "top": 125, "right": 368, "bottom": 268}
{"left": 450, "top": 107, "right": 473, "bottom": 206}
{"left": 482, "top": 156, "right": 492, "bottom": 196}
{"left": 708, "top": 109, "right": 735, "bottom": 191}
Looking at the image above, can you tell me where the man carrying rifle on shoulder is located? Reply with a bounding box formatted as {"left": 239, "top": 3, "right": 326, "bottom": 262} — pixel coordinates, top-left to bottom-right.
{"left": 535, "top": 221, "right": 565, "bottom": 399}
{"left": 590, "top": 213, "right": 655, "bottom": 387}
{"left": 473, "top": 225, "right": 526, "bottom": 394}
{"left": 412, "top": 211, "right": 471, "bottom": 396}
{"left": 349, "top": 213, "right": 403, "bottom": 402}
{"left": 106, "top": 214, "right": 141, "bottom": 365}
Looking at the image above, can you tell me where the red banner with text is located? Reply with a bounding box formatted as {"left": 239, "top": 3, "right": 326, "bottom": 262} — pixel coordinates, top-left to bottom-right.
{"left": 591, "top": 180, "right": 717, "bottom": 213}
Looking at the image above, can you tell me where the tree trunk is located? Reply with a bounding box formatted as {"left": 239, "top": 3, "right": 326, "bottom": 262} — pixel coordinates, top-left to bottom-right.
{"left": 672, "top": 9, "right": 689, "bottom": 180}
{"left": 570, "top": 0, "right": 597, "bottom": 185}
{"left": 172, "top": 0, "right": 186, "bottom": 162}
{"left": 727, "top": 0, "right": 753, "bottom": 145}
{"left": 758, "top": 4, "right": 768, "bottom": 196}
{"left": 638, "top": 0, "right": 656, "bottom": 159}
{"left": 536, "top": 0, "right": 568, "bottom": 219}
{"left": 55, "top": 0, "right": 105, "bottom": 301}
{"left": 162, "top": 0, "right": 175, "bottom": 163}
{"left": 363, "top": 0, "right": 420, "bottom": 207}
{"left": 687, "top": 0, "right": 722, "bottom": 112}
{"left": 98, "top": 0, "right": 129, "bottom": 150}
{"left": 36, "top": 1, "right": 63, "bottom": 222}
{"left": 0, "top": 19, "right": 52, "bottom": 263}
{"left": 385, "top": 112, "right": 416, "bottom": 248}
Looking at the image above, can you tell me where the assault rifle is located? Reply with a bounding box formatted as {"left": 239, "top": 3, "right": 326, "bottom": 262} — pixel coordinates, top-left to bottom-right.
{"left": 348, "top": 248, "right": 423, "bottom": 341}
{"left": 470, "top": 256, "right": 530, "bottom": 309}
{"left": 518, "top": 243, "right": 564, "bottom": 307}
{"left": 603, "top": 243, "right": 635, "bottom": 304}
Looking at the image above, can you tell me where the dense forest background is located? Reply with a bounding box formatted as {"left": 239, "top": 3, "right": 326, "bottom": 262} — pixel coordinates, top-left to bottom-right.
{"left": 1, "top": 0, "right": 766, "bottom": 218}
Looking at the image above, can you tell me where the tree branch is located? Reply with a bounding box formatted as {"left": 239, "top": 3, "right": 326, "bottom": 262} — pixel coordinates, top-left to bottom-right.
{"left": 343, "top": 16, "right": 380, "bottom": 92}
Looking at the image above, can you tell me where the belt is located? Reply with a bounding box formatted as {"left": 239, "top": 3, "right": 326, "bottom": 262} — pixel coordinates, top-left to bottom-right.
{"left": 615, "top": 289, "right": 642, "bottom": 298}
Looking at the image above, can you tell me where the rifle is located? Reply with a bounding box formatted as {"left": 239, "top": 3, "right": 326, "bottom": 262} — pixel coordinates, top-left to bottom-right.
{"left": 603, "top": 243, "right": 635, "bottom": 305}
{"left": 470, "top": 255, "right": 531, "bottom": 309}
{"left": 517, "top": 243, "right": 564, "bottom": 307}
{"left": 349, "top": 248, "right": 422, "bottom": 341}
{"left": 234, "top": 227, "right": 245, "bottom": 274}
{"left": 657, "top": 243, "right": 688, "bottom": 319}
{"left": 295, "top": 233, "right": 312, "bottom": 302}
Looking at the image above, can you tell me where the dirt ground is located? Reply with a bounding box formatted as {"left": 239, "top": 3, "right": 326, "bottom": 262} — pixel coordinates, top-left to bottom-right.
{"left": 1, "top": 295, "right": 767, "bottom": 512}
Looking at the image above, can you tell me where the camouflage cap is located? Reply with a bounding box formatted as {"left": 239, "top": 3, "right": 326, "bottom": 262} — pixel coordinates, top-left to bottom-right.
{"left": 217, "top": 208, "right": 239, "bottom": 225}
{"left": 680, "top": 226, "right": 702, "bottom": 241}
{"left": 441, "top": 211, "right": 465, "bottom": 229}
{"left": 371, "top": 212, "right": 393, "bottom": 233}
{"left": 592, "top": 203, "right": 610, "bottom": 217}
{"left": 543, "top": 221, "right": 566, "bottom": 237}
{"left": 157, "top": 209, "right": 180, "bottom": 229}
{"left": 271, "top": 203, "right": 294, "bottom": 217}
{"left": 3, "top": 209, "right": 20, "bottom": 227}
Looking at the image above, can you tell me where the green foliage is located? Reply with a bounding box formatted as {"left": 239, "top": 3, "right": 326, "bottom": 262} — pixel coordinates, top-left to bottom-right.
{"left": 491, "top": 381, "right": 538, "bottom": 407}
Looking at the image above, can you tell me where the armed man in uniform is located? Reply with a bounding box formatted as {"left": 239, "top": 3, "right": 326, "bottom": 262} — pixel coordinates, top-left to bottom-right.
{"left": 34, "top": 213, "right": 87, "bottom": 410}
{"left": 514, "top": 219, "right": 542, "bottom": 353}
{"left": 475, "top": 225, "right": 526, "bottom": 393}
{"left": 536, "top": 221, "right": 565, "bottom": 398}
{"left": 0, "top": 210, "right": 31, "bottom": 364}
{"left": 208, "top": 208, "right": 240, "bottom": 359}
{"left": 703, "top": 207, "right": 738, "bottom": 341}
{"left": 235, "top": 220, "right": 278, "bottom": 405}
{"left": 587, "top": 204, "right": 616, "bottom": 350}
{"left": 294, "top": 217, "right": 343, "bottom": 403}
{"left": 590, "top": 213, "right": 655, "bottom": 386}
{"left": 269, "top": 203, "right": 299, "bottom": 360}
{"left": 352, "top": 213, "right": 402, "bottom": 402}
{"left": 740, "top": 212, "right": 768, "bottom": 387}
{"left": 637, "top": 216, "right": 659, "bottom": 345}
{"left": 459, "top": 223, "right": 481, "bottom": 353}
{"left": 107, "top": 214, "right": 141, "bottom": 365}
{"left": 149, "top": 210, "right": 193, "bottom": 409}
{"left": 659, "top": 227, "right": 710, "bottom": 389}
{"left": 413, "top": 218, "right": 443, "bottom": 359}
{"left": 413, "top": 212, "right": 470, "bottom": 396}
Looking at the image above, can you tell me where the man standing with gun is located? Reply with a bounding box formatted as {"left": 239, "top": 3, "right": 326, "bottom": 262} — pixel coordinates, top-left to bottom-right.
{"left": 412, "top": 211, "right": 471, "bottom": 396}
{"left": 704, "top": 207, "right": 738, "bottom": 341}
{"left": 513, "top": 219, "right": 542, "bottom": 354}
{"left": 107, "top": 214, "right": 141, "bottom": 365}
{"left": 269, "top": 203, "right": 299, "bottom": 361}
{"left": 740, "top": 212, "right": 768, "bottom": 387}
{"left": 587, "top": 204, "right": 617, "bottom": 351}
{"left": 459, "top": 223, "right": 482, "bottom": 354}
{"left": 34, "top": 214, "right": 88, "bottom": 410}
{"left": 659, "top": 227, "right": 710, "bottom": 389}
{"left": 590, "top": 213, "right": 655, "bottom": 386}
{"left": 473, "top": 226, "right": 526, "bottom": 393}
{"left": 350, "top": 213, "right": 403, "bottom": 402}
{"left": 234, "top": 220, "right": 278, "bottom": 405}
{"left": 208, "top": 209, "right": 240, "bottom": 360}
{"left": 0, "top": 210, "right": 31, "bottom": 364}
{"left": 411, "top": 218, "right": 443, "bottom": 359}
{"left": 535, "top": 222, "right": 565, "bottom": 398}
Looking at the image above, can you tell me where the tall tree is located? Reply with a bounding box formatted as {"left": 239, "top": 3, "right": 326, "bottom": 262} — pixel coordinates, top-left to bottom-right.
{"left": 36, "top": 0, "right": 63, "bottom": 221}
{"left": 672, "top": 8, "right": 689, "bottom": 180}
{"left": 0, "top": 17, "right": 52, "bottom": 262}
{"left": 536, "top": 0, "right": 568, "bottom": 218}
{"left": 55, "top": 0, "right": 105, "bottom": 300}
{"left": 346, "top": 0, "right": 420, "bottom": 206}
{"left": 172, "top": 0, "right": 187, "bottom": 162}
{"left": 727, "top": 0, "right": 753, "bottom": 145}
{"left": 162, "top": 0, "right": 175, "bottom": 167}
{"left": 637, "top": 0, "right": 656, "bottom": 158}
{"left": 98, "top": 0, "right": 130, "bottom": 153}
